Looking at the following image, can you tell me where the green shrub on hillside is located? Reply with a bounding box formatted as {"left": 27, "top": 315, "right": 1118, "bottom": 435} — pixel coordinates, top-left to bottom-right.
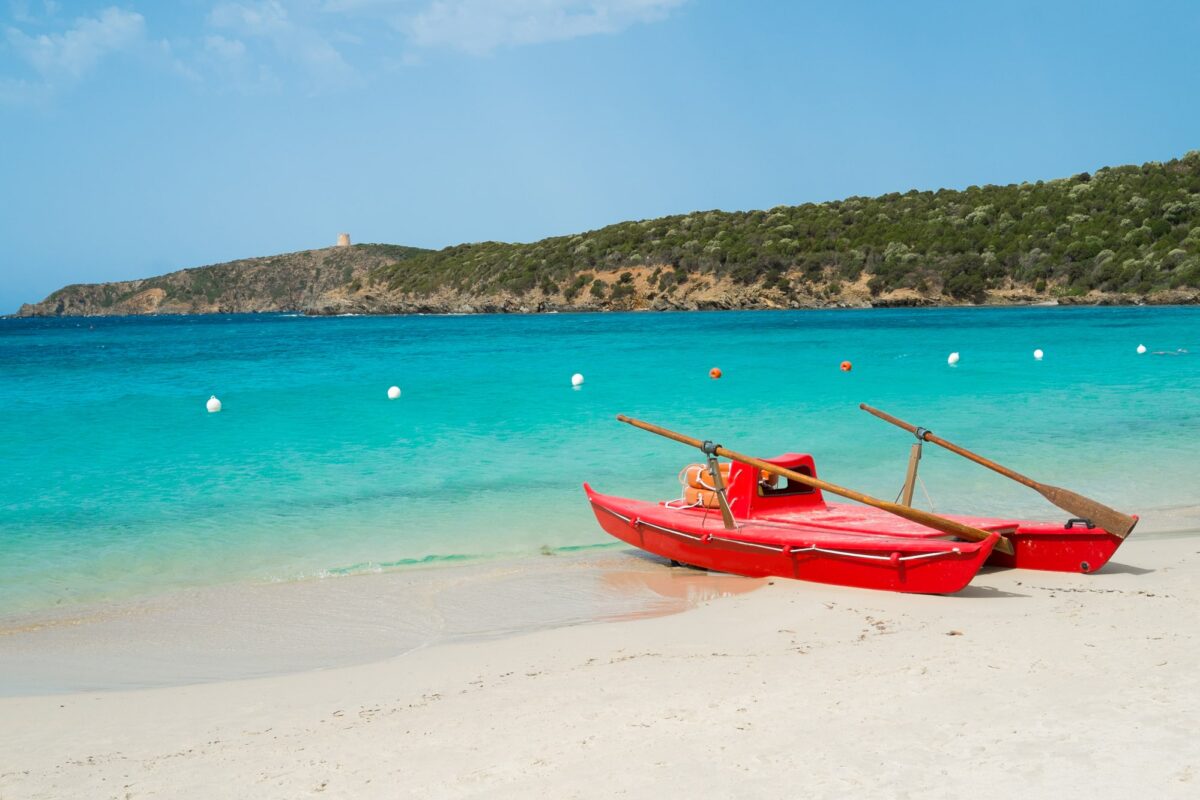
{"left": 369, "top": 153, "right": 1200, "bottom": 300}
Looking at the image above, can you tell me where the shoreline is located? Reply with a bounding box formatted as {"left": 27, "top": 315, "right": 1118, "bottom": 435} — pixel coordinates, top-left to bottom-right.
{"left": 11, "top": 298, "right": 1200, "bottom": 320}
{"left": 0, "top": 548, "right": 763, "bottom": 697}
{"left": 2, "top": 532, "right": 1197, "bottom": 797}
{"left": 4, "top": 516, "right": 1200, "bottom": 697}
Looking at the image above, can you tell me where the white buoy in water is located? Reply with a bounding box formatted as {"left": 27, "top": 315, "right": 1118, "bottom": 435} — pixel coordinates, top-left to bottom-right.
{"left": 1136, "top": 344, "right": 1147, "bottom": 354}
{"left": 571, "top": 373, "right": 584, "bottom": 387}
{"left": 947, "top": 352, "right": 960, "bottom": 366}
{"left": 206, "top": 395, "right": 222, "bottom": 413}
{"left": 1033, "top": 348, "right": 1044, "bottom": 360}
{"left": 387, "top": 386, "right": 401, "bottom": 400}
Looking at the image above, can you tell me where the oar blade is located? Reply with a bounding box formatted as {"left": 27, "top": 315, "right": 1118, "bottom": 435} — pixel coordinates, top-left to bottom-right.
{"left": 1037, "top": 484, "right": 1138, "bottom": 538}
{"left": 861, "top": 404, "right": 1137, "bottom": 540}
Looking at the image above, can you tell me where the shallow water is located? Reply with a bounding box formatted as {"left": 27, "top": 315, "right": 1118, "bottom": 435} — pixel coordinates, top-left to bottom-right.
{"left": 0, "top": 550, "right": 763, "bottom": 695}
{"left": 1, "top": 307, "right": 1198, "bottom": 618}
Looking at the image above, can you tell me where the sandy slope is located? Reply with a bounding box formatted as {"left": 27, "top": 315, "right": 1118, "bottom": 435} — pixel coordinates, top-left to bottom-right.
{"left": 2, "top": 535, "right": 1198, "bottom": 799}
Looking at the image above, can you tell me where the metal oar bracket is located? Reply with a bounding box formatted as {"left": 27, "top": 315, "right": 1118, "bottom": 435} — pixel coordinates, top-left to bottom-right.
{"left": 701, "top": 440, "right": 737, "bottom": 530}
{"left": 899, "top": 428, "right": 927, "bottom": 508}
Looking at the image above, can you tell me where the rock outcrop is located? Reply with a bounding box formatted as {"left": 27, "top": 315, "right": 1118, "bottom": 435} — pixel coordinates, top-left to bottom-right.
{"left": 17, "top": 245, "right": 426, "bottom": 317}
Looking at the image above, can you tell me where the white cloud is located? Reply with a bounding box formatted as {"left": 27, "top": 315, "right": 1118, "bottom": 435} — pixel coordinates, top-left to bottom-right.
{"left": 5, "top": 6, "right": 145, "bottom": 81}
{"left": 204, "top": 33, "right": 248, "bottom": 62}
{"left": 0, "top": 76, "right": 35, "bottom": 103}
{"left": 2, "top": 0, "right": 688, "bottom": 101}
{"left": 5, "top": 1, "right": 52, "bottom": 25}
{"left": 194, "top": 32, "right": 281, "bottom": 93}
{"left": 209, "top": 0, "right": 290, "bottom": 35}
{"left": 208, "top": 0, "right": 356, "bottom": 90}
{"left": 404, "top": 0, "right": 686, "bottom": 55}
{"left": 7, "top": 0, "right": 33, "bottom": 23}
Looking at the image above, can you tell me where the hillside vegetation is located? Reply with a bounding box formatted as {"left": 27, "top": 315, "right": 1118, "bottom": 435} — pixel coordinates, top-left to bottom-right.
{"left": 367, "top": 151, "right": 1200, "bottom": 308}
{"left": 19, "top": 151, "right": 1200, "bottom": 317}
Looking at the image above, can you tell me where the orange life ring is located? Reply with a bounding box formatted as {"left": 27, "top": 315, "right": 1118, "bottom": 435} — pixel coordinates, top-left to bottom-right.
{"left": 684, "top": 486, "right": 724, "bottom": 509}
{"left": 683, "top": 462, "right": 730, "bottom": 490}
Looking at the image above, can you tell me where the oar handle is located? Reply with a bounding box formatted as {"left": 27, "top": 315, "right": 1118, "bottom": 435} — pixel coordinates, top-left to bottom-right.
{"left": 617, "top": 414, "right": 705, "bottom": 450}
{"left": 616, "top": 414, "right": 1012, "bottom": 555}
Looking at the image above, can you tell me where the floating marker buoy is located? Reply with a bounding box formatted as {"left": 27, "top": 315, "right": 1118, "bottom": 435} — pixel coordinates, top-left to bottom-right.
{"left": 947, "top": 352, "right": 960, "bottom": 366}
{"left": 1033, "top": 348, "right": 1044, "bottom": 360}
{"left": 840, "top": 361, "right": 852, "bottom": 372}
{"left": 1136, "top": 344, "right": 1147, "bottom": 354}
{"left": 387, "top": 386, "right": 401, "bottom": 400}
{"left": 709, "top": 367, "right": 722, "bottom": 380}
{"left": 206, "top": 395, "right": 222, "bottom": 413}
{"left": 571, "top": 373, "right": 584, "bottom": 387}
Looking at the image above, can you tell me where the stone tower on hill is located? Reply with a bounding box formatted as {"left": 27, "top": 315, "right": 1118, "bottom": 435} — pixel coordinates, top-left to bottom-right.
{"left": 336, "top": 233, "right": 351, "bottom": 247}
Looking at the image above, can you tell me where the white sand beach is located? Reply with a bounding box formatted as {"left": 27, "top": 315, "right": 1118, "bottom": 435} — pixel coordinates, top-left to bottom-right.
{"left": 2, "top": 533, "right": 1198, "bottom": 799}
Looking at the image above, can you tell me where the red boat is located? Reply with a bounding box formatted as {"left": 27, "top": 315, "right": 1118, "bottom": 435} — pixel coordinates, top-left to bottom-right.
{"left": 585, "top": 452, "right": 1128, "bottom": 594}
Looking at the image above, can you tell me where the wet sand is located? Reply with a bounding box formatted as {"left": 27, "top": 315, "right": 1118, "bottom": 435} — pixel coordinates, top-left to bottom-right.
{"left": 1, "top": 533, "right": 1198, "bottom": 798}
{"left": 0, "top": 550, "right": 761, "bottom": 695}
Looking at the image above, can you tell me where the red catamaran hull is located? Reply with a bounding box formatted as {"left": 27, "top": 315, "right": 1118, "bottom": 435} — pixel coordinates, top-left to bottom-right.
{"left": 585, "top": 486, "right": 999, "bottom": 594}
{"left": 584, "top": 450, "right": 1130, "bottom": 593}
{"left": 981, "top": 522, "right": 1123, "bottom": 573}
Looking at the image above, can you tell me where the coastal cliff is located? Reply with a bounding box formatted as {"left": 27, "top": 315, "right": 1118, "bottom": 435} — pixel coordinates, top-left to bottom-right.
{"left": 17, "top": 245, "right": 427, "bottom": 317}
{"left": 18, "top": 152, "right": 1200, "bottom": 317}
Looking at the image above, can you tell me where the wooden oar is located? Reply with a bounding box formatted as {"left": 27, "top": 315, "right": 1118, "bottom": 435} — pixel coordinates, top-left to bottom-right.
{"left": 859, "top": 404, "right": 1137, "bottom": 538}
{"left": 616, "top": 414, "right": 1013, "bottom": 556}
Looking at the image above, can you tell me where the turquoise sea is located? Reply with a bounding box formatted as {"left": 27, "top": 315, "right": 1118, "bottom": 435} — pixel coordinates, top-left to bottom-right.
{"left": 2, "top": 307, "right": 1198, "bottom": 618}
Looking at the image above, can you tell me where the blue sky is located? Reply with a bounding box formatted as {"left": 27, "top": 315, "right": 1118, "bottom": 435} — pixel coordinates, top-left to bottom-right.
{"left": 1, "top": 1, "right": 1197, "bottom": 312}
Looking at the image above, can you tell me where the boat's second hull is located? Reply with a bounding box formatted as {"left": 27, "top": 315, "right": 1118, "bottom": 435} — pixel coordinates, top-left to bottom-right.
{"left": 984, "top": 522, "right": 1123, "bottom": 573}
